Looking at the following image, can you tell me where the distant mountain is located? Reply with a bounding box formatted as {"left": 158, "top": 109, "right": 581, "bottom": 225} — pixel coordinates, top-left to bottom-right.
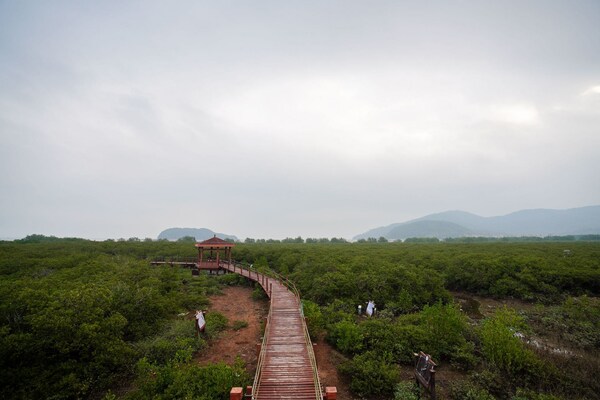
{"left": 157, "top": 228, "right": 238, "bottom": 242}
{"left": 386, "top": 220, "right": 474, "bottom": 241}
{"left": 354, "top": 205, "right": 600, "bottom": 241}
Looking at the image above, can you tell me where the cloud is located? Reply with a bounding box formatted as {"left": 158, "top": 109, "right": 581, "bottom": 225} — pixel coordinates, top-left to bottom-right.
{"left": 583, "top": 85, "right": 600, "bottom": 95}
{"left": 1, "top": 1, "right": 599, "bottom": 239}
{"left": 488, "top": 103, "right": 540, "bottom": 125}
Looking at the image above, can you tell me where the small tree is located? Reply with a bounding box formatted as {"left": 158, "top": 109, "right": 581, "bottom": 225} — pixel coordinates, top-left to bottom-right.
{"left": 479, "top": 307, "right": 537, "bottom": 374}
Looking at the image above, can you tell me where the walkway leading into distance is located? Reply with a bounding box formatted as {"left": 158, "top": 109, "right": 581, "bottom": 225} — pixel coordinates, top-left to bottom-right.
{"left": 220, "top": 263, "right": 322, "bottom": 400}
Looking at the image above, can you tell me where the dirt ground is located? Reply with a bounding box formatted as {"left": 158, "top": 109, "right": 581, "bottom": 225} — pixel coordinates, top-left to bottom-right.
{"left": 452, "top": 291, "right": 536, "bottom": 319}
{"left": 195, "top": 285, "right": 267, "bottom": 375}
{"left": 313, "top": 337, "right": 354, "bottom": 400}
{"left": 197, "top": 285, "right": 353, "bottom": 399}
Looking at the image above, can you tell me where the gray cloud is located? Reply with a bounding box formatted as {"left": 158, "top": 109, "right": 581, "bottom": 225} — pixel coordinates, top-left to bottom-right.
{"left": 1, "top": 1, "right": 599, "bottom": 240}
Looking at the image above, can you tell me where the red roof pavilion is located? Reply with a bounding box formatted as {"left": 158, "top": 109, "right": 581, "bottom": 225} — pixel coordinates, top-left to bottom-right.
{"left": 195, "top": 235, "right": 234, "bottom": 269}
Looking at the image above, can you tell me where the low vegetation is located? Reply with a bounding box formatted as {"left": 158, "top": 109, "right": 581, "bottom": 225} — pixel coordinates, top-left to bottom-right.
{"left": 0, "top": 238, "right": 247, "bottom": 399}
{"left": 1, "top": 237, "right": 599, "bottom": 399}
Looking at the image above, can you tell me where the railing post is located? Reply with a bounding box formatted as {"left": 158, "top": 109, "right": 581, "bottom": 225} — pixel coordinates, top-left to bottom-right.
{"left": 325, "top": 387, "right": 337, "bottom": 400}
{"left": 230, "top": 387, "right": 243, "bottom": 400}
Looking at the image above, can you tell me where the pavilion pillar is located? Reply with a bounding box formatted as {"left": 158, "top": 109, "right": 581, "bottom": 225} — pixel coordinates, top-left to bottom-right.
{"left": 216, "top": 249, "right": 220, "bottom": 267}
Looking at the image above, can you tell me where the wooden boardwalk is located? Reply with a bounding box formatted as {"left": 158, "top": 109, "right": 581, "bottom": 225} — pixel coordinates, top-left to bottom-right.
{"left": 220, "top": 263, "right": 322, "bottom": 400}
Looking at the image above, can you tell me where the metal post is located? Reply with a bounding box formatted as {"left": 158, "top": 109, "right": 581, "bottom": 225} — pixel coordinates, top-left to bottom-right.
{"left": 430, "top": 369, "right": 436, "bottom": 400}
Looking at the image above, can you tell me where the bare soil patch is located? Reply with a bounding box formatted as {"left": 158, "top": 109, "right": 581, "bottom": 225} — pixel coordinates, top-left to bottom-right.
{"left": 195, "top": 285, "right": 268, "bottom": 376}
{"left": 197, "top": 285, "right": 355, "bottom": 398}
{"left": 314, "top": 337, "right": 354, "bottom": 400}
{"left": 452, "top": 291, "right": 536, "bottom": 319}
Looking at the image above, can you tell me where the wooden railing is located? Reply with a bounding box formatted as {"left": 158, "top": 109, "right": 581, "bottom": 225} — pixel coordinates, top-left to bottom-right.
{"left": 223, "top": 261, "right": 322, "bottom": 400}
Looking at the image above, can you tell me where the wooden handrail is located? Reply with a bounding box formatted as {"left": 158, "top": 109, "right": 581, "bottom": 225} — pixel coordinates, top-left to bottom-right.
{"left": 225, "top": 261, "right": 322, "bottom": 400}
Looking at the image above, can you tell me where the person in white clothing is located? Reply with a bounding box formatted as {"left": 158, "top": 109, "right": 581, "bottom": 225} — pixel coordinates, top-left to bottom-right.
{"left": 195, "top": 310, "right": 206, "bottom": 335}
{"left": 366, "top": 301, "right": 375, "bottom": 317}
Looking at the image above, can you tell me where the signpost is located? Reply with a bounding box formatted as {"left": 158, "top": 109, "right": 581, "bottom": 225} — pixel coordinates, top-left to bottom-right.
{"left": 414, "top": 351, "right": 436, "bottom": 399}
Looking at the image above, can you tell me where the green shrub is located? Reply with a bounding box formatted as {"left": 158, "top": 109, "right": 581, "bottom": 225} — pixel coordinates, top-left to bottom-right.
{"left": 339, "top": 351, "right": 400, "bottom": 397}
{"left": 205, "top": 312, "right": 228, "bottom": 339}
{"left": 359, "top": 317, "right": 426, "bottom": 364}
{"left": 217, "top": 273, "right": 248, "bottom": 286}
{"left": 252, "top": 285, "right": 268, "bottom": 300}
{"left": 450, "top": 341, "right": 478, "bottom": 371}
{"left": 136, "top": 319, "right": 204, "bottom": 365}
{"left": 394, "top": 381, "right": 420, "bottom": 400}
{"left": 420, "top": 302, "right": 470, "bottom": 360}
{"left": 231, "top": 320, "right": 248, "bottom": 330}
{"left": 512, "top": 388, "right": 564, "bottom": 400}
{"left": 479, "top": 307, "right": 538, "bottom": 374}
{"left": 329, "top": 320, "right": 363, "bottom": 354}
{"left": 447, "top": 380, "right": 495, "bottom": 400}
{"left": 302, "top": 300, "right": 324, "bottom": 338}
{"left": 130, "top": 357, "right": 249, "bottom": 400}
{"left": 321, "top": 299, "right": 355, "bottom": 328}
{"left": 535, "top": 296, "right": 600, "bottom": 349}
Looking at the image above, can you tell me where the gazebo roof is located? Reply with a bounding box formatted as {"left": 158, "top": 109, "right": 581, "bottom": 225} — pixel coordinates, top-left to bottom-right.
{"left": 195, "top": 235, "right": 235, "bottom": 248}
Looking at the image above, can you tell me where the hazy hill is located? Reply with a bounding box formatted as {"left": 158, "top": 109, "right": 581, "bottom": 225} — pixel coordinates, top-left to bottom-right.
{"left": 157, "top": 228, "right": 238, "bottom": 242}
{"left": 354, "top": 205, "right": 600, "bottom": 240}
{"left": 386, "top": 220, "right": 474, "bottom": 241}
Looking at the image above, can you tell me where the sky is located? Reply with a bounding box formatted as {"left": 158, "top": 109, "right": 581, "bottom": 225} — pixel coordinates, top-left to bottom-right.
{"left": 1, "top": 1, "right": 599, "bottom": 240}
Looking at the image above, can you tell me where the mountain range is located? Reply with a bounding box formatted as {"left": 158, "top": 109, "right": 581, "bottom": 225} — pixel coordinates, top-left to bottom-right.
{"left": 157, "top": 228, "right": 238, "bottom": 242}
{"left": 353, "top": 205, "right": 600, "bottom": 241}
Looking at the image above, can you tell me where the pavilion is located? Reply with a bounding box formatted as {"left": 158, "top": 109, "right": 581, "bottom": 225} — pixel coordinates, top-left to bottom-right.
{"left": 195, "top": 235, "right": 235, "bottom": 270}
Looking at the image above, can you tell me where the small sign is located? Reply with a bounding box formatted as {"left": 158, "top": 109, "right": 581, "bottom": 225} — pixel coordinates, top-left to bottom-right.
{"left": 414, "top": 351, "right": 436, "bottom": 399}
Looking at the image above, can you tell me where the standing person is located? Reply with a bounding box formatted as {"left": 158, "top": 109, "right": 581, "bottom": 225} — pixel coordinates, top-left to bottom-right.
{"left": 366, "top": 301, "right": 375, "bottom": 317}
{"left": 195, "top": 310, "right": 206, "bottom": 335}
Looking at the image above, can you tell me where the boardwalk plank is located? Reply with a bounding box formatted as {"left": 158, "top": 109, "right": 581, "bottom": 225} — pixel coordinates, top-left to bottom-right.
{"left": 221, "top": 264, "right": 321, "bottom": 400}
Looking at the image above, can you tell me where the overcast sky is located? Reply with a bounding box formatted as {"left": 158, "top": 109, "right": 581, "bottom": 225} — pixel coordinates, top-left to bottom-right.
{"left": 1, "top": 1, "right": 599, "bottom": 240}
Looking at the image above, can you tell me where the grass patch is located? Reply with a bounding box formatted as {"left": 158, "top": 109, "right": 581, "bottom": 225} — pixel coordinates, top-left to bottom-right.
{"left": 232, "top": 320, "right": 249, "bottom": 330}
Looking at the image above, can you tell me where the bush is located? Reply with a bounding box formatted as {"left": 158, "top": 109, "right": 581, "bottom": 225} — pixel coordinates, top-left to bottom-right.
{"left": 252, "top": 285, "right": 268, "bottom": 300}
{"left": 447, "top": 380, "right": 495, "bottom": 400}
{"left": 205, "top": 312, "right": 228, "bottom": 339}
{"left": 217, "top": 273, "right": 248, "bottom": 286}
{"left": 394, "top": 381, "right": 420, "bottom": 400}
{"left": 420, "top": 302, "right": 470, "bottom": 361}
{"left": 329, "top": 320, "right": 363, "bottom": 354}
{"left": 130, "top": 357, "right": 250, "bottom": 400}
{"left": 359, "top": 316, "right": 426, "bottom": 364}
{"left": 231, "top": 320, "right": 248, "bottom": 330}
{"left": 339, "top": 351, "right": 400, "bottom": 397}
{"left": 136, "top": 319, "right": 203, "bottom": 365}
{"left": 450, "top": 341, "right": 478, "bottom": 371}
{"left": 535, "top": 296, "right": 600, "bottom": 349}
{"left": 479, "top": 307, "right": 538, "bottom": 374}
{"left": 512, "top": 388, "right": 564, "bottom": 400}
{"left": 302, "top": 300, "right": 324, "bottom": 338}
